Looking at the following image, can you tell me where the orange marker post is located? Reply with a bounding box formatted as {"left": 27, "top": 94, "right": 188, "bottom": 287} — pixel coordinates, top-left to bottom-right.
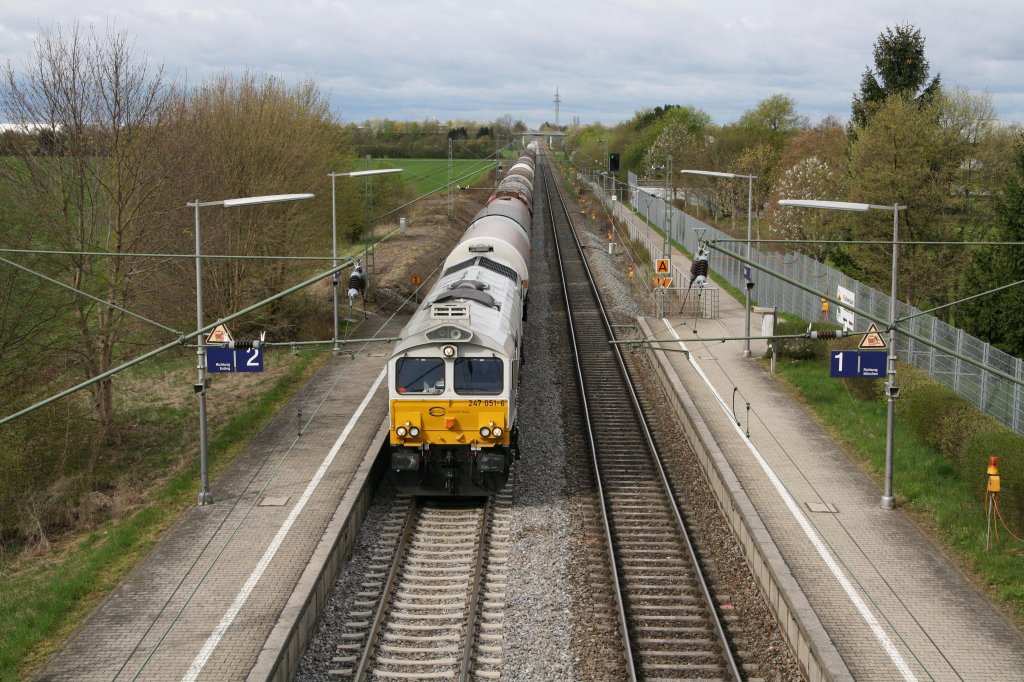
{"left": 986, "top": 456, "right": 1001, "bottom": 550}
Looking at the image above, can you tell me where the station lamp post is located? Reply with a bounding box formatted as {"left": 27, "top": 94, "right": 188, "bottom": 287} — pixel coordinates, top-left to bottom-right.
{"left": 681, "top": 169, "right": 757, "bottom": 358}
{"left": 328, "top": 168, "right": 402, "bottom": 353}
{"left": 779, "top": 198, "right": 907, "bottom": 509}
{"left": 186, "top": 192, "right": 314, "bottom": 505}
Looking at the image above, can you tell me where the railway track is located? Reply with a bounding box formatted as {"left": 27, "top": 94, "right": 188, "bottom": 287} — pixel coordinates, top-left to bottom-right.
{"left": 540, "top": 152, "right": 743, "bottom": 681}
{"left": 329, "top": 488, "right": 511, "bottom": 681}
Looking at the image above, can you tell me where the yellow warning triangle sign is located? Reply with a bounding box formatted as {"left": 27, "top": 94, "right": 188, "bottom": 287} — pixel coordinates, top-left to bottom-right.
{"left": 206, "top": 324, "right": 233, "bottom": 345}
{"left": 859, "top": 323, "right": 887, "bottom": 349}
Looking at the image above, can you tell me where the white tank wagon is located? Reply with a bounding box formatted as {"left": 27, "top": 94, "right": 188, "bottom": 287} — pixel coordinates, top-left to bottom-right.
{"left": 441, "top": 211, "right": 531, "bottom": 289}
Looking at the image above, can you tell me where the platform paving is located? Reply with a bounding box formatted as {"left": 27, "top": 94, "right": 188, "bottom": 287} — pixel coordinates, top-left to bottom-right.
{"left": 34, "top": 316, "right": 407, "bottom": 682}
{"left": 611, "top": 200, "right": 1024, "bottom": 680}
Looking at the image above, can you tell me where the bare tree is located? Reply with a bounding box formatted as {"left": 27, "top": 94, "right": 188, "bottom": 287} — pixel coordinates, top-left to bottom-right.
{"left": 156, "top": 71, "right": 339, "bottom": 336}
{"left": 1, "top": 22, "right": 179, "bottom": 439}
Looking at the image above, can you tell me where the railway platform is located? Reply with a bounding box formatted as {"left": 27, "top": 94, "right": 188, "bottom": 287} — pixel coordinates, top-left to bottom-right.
{"left": 618, "top": 206, "right": 1024, "bottom": 680}
{"left": 34, "top": 315, "right": 408, "bottom": 682}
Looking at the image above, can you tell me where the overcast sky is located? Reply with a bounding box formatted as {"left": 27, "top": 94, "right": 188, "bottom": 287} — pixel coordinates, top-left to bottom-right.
{"left": 2, "top": 0, "right": 1022, "bottom": 129}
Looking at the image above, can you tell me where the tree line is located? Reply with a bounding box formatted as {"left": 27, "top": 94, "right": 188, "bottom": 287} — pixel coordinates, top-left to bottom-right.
{"left": 568, "top": 24, "right": 1024, "bottom": 358}
{"left": 347, "top": 114, "right": 527, "bottom": 159}
{"left": 0, "top": 22, "right": 533, "bottom": 553}
{"left": 0, "top": 22, "right": 387, "bottom": 550}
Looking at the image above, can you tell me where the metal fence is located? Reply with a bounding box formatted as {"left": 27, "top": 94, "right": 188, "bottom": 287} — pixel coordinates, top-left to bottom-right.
{"left": 614, "top": 194, "right": 719, "bottom": 319}
{"left": 615, "top": 172, "right": 1024, "bottom": 436}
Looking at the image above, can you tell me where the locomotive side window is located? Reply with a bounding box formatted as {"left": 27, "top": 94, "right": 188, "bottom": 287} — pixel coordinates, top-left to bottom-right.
{"left": 396, "top": 358, "right": 445, "bottom": 394}
{"left": 454, "top": 358, "right": 503, "bottom": 395}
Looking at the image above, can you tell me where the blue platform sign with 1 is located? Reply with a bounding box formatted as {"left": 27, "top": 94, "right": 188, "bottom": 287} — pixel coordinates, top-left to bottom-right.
{"left": 830, "top": 350, "right": 887, "bottom": 378}
{"left": 830, "top": 350, "right": 858, "bottom": 378}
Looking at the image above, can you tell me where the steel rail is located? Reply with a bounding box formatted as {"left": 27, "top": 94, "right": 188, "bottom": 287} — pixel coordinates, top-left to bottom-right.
{"left": 353, "top": 496, "right": 492, "bottom": 681}
{"left": 540, "top": 157, "right": 638, "bottom": 682}
{"left": 354, "top": 497, "right": 420, "bottom": 681}
{"left": 546, "top": 150, "right": 743, "bottom": 681}
{"left": 460, "top": 496, "right": 494, "bottom": 681}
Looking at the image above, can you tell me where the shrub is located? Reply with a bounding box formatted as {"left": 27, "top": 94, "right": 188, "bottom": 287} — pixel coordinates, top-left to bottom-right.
{"left": 631, "top": 240, "right": 652, "bottom": 267}
{"left": 896, "top": 366, "right": 1024, "bottom": 532}
{"left": 774, "top": 319, "right": 836, "bottom": 361}
{"left": 899, "top": 369, "right": 992, "bottom": 466}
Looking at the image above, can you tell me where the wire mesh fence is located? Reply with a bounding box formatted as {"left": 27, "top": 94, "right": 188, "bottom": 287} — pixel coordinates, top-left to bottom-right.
{"left": 614, "top": 172, "right": 1024, "bottom": 435}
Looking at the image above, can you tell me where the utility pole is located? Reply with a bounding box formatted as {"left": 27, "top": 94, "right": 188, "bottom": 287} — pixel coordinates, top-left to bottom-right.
{"left": 447, "top": 138, "right": 454, "bottom": 221}
{"left": 553, "top": 87, "right": 561, "bottom": 128}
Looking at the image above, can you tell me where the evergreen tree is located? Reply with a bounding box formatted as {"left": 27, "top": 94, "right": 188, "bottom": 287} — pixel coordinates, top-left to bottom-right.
{"left": 959, "top": 134, "right": 1024, "bottom": 356}
{"left": 852, "top": 23, "right": 942, "bottom": 127}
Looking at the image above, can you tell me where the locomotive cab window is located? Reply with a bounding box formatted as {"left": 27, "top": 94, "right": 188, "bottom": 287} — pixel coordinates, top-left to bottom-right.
{"left": 454, "top": 358, "right": 503, "bottom": 395}
{"left": 396, "top": 358, "right": 445, "bottom": 394}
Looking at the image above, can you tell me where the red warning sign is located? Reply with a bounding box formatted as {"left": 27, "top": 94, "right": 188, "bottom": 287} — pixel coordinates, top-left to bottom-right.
{"left": 858, "top": 323, "right": 887, "bottom": 349}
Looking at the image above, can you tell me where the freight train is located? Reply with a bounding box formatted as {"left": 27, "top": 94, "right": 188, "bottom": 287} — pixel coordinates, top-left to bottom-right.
{"left": 387, "top": 143, "right": 538, "bottom": 495}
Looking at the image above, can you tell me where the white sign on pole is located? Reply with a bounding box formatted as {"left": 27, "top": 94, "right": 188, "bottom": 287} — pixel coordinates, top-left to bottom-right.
{"left": 836, "top": 285, "right": 855, "bottom": 331}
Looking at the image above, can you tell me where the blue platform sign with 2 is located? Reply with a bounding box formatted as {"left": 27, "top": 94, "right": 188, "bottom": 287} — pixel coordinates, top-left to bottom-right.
{"left": 206, "top": 346, "right": 263, "bottom": 373}
{"left": 237, "top": 347, "right": 263, "bottom": 372}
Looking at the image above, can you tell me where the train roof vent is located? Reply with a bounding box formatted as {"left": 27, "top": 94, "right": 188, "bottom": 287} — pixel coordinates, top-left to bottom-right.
{"left": 430, "top": 304, "right": 470, "bottom": 319}
{"left": 426, "top": 325, "right": 473, "bottom": 342}
{"left": 443, "top": 257, "right": 475, "bottom": 277}
{"left": 479, "top": 257, "right": 517, "bottom": 282}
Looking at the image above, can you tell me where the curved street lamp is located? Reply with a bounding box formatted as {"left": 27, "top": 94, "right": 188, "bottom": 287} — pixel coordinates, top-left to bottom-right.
{"left": 186, "top": 192, "right": 314, "bottom": 505}
{"left": 779, "top": 198, "right": 907, "bottom": 509}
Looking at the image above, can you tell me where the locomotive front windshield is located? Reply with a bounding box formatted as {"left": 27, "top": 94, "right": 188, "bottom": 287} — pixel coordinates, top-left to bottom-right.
{"left": 454, "top": 358, "right": 503, "bottom": 395}
{"left": 396, "top": 357, "right": 445, "bottom": 394}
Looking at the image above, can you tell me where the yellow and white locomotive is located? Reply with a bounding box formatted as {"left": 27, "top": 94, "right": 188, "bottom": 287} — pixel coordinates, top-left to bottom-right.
{"left": 388, "top": 145, "right": 536, "bottom": 495}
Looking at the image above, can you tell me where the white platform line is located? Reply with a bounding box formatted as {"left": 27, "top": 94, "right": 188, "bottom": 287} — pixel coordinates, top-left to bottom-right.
{"left": 182, "top": 367, "right": 387, "bottom": 682}
{"left": 662, "top": 320, "right": 917, "bottom": 682}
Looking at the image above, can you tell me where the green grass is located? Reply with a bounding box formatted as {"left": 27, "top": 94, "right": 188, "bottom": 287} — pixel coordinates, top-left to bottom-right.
{"left": 775, "top": 358, "right": 1024, "bottom": 625}
{"left": 392, "top": 158, "right": 497, "bottom": 194}
{"left": 0, "top": 349, "right": 325, "bottom": 681}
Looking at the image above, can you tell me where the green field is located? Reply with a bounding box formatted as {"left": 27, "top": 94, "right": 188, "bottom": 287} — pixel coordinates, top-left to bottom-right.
{"left": 392, "top": 158, "right": 497, "bottom": 194}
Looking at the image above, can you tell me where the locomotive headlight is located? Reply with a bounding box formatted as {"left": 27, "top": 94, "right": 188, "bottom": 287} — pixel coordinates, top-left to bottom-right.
{"left": 409, "top": 426, "right": 420, "bottom": 437}
{"left": 492, "top": 426, "right": 503, "bottom": 438}
{"left": 479, "top": 426, "right": 491, "bottom": 438}
{"left": 442, "top": 345, "right": 457, "bottom": 358}
{"left": 396, "top": 425, "right": 408, "bottom": 438}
